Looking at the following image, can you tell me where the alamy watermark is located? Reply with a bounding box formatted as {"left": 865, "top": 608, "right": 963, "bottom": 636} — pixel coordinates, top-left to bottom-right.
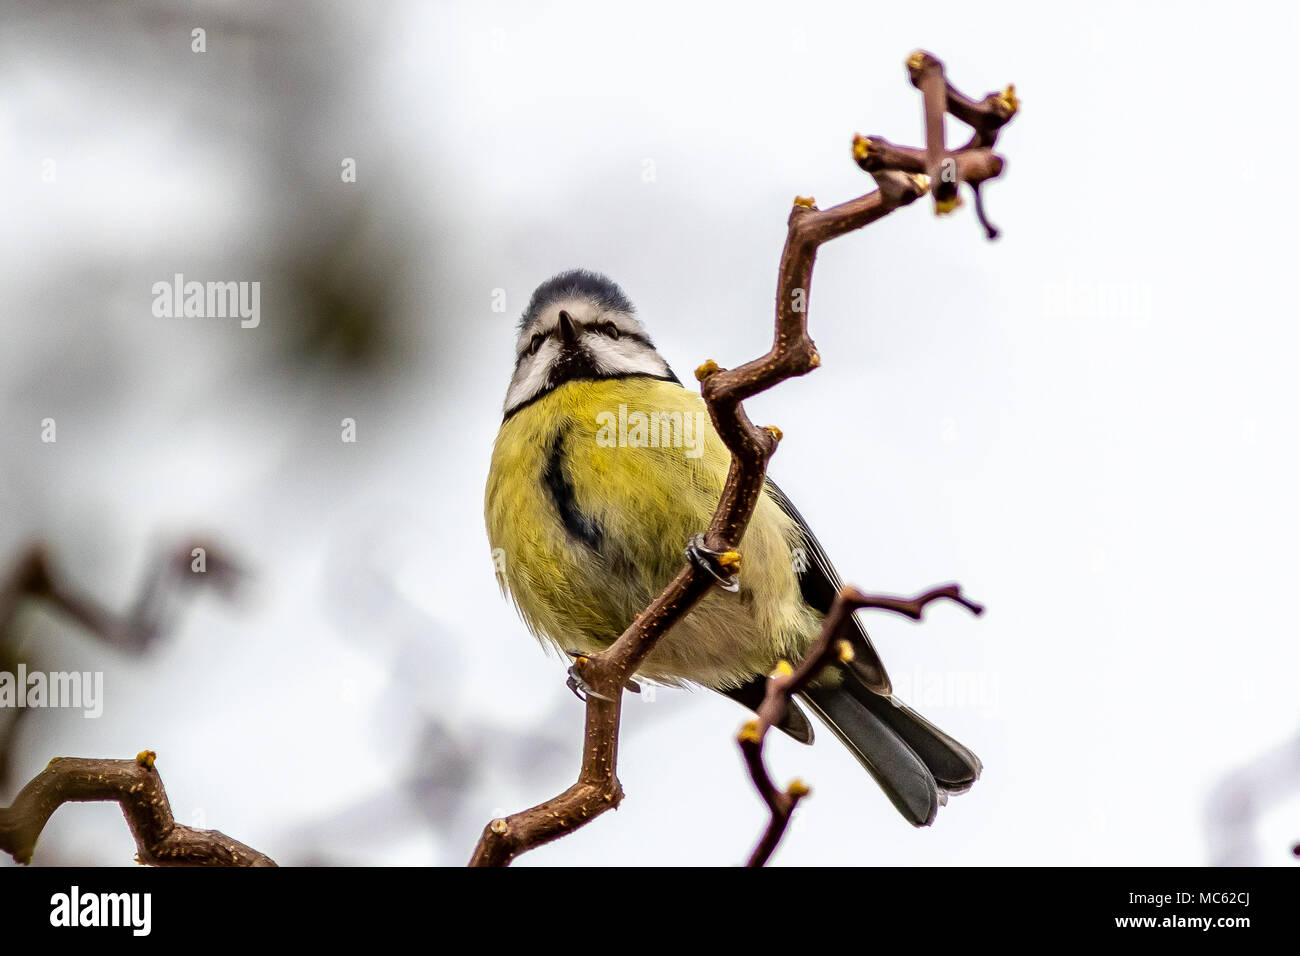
{"left": 0, "top": 665, "right": 104, "bottom": 718}
{"left": 595, "top": 404, "right": 708, "bottom": 459}
{"left": 889, "top": 665, "right": 999, "bottom": 716}
{"left": 152, "top": 273, "right": 260, "bottom": 328}
{"left": 50, "top": 886, "right": 150, "bottom": 936}
{"left": 1043, "top": 278, "right": 1152, "bottom": 324}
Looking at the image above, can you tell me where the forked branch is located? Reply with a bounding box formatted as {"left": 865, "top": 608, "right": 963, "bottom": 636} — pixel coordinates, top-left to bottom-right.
{"left": 740, "top": 585, "right": 984, "bottom": 867}
{"left": 0, "top": 751, "right": 275, "bottom": 866}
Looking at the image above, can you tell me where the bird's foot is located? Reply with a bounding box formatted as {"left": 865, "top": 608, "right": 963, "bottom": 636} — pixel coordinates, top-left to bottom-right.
{"left": 565, "top": 659, "right": 614, "bottom": 702}
{"left": 565, "top": 650, "right": 641, "bottom": 697}
{"left": 684, "top": 533, "right": 740, "bottom": 593}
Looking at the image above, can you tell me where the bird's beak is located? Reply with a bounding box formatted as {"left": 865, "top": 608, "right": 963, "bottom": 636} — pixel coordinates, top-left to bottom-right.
{"left": 557, "top": 309, "right": 579, "bottom": 348}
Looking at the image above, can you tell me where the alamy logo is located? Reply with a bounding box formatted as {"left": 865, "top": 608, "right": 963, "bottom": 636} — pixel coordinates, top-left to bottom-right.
{"left": 0, "top": 666, "right": 103, "bottom": 718}
{"left": 595, "top": 404, "right": 708, "bottom": 459}
{"left": 151, "top": 273, "right": 261, "bottom": 328}
{"left": 50, "top": 887, "right": 151, "bottom": 936}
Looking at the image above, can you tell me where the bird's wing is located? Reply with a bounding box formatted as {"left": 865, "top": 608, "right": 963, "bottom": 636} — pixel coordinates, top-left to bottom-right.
{"left": 764, "top": 478, "right": 893, "bottom": 696}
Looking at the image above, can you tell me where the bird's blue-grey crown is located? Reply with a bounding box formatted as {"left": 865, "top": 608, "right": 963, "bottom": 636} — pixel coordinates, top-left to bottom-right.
{"left": 503, "top": 269, "right": 679, "bottom": 418}
{"left": 519, "top": 270, "right": 636, "bottom": 333}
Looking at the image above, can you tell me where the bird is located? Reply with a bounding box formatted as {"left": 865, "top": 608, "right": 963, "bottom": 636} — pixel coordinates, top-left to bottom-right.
{"left": 484, "top": 269, "right": 981, "bottom": 826}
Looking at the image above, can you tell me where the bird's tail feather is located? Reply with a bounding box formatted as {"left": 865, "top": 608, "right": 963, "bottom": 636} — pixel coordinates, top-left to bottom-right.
{"left": 799, "top": 668, "right": 981, "bottom": 826}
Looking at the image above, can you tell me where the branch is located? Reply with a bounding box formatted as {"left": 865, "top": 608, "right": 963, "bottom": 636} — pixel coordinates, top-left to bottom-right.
{"left": 0, "top": 539, "right": 243, "bottom": 654}
{"left": 852, "top": 50, "right": 1017, "bottom": 237}
{"left": 740, "top": 585, "right": 984, "bottom": 867}
{"left": 470, "top": 51, "right": 1015, "bottom": 866}
{"left": 0, "top": 751, "right": 275, "bottom": 866}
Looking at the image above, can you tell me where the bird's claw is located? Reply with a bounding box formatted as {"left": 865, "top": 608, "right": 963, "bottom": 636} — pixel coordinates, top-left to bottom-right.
{"left": 684, "top": 534, "right": 740, "bottom": 592}
{"left": 566, "top": 662, "right": 614, "bottom": 702}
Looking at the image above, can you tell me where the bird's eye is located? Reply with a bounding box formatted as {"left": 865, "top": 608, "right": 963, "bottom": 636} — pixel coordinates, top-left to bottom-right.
{"left": 602, "top": 322, "right": 620, "bottom": 340}
{"left": 527, "top": 333, "right": 545, "bottom": 355}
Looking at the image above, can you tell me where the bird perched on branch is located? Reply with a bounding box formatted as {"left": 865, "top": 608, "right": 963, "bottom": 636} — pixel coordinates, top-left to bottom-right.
{"left": 484, "top": 269, "right": 980, "bottom": 826}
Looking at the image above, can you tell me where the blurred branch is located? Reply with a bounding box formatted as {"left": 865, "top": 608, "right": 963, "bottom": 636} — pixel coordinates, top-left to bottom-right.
{"left": 741, "top": 585, "right": 983, "bottom": 867}
{"left": 1206, "top": 729, "right": 1300, "bottom": 865}
{"left": 470, "top": 51, "right": 1015, "bottom": 866}
{"left": 0, "top": 751, "right": 274, "bottom": 866}
{"left": 0, "top": 539, "right": 242, "bottom": 655}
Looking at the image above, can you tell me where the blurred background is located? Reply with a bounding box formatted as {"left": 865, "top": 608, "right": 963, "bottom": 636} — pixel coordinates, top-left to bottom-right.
{"left": 1, "top": 0, "right": 1297, "bottom": 866}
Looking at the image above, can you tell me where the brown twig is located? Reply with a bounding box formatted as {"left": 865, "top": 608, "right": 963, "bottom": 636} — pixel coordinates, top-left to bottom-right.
{"left": 740, "top": 585, "right": 984, "bottom": 866}
{"left": 847, "top": 49, "right": 1016, "bottom": 237}
{"left": 0, "top": 751, "right": 275, "bottom": 866}
{"left": 469, "top": 51, "right": 1015, "bottom": 866}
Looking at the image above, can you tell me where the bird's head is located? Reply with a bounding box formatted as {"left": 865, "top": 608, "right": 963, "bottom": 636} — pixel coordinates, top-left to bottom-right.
{"left": 502, "top": 270, "right": 678, "bottom": 417}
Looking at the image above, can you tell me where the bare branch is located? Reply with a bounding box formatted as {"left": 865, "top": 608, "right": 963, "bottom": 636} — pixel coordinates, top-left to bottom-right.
{"left": 740, "top": 585, "right": 984, "bottom": 866}
{"left": 0, "top": 751, "right": 275, "bottom": 866}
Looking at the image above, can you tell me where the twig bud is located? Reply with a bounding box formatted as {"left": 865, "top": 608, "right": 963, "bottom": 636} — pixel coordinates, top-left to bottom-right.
{"left": 996, "top": 84, "right": 1019, "bottom": 115}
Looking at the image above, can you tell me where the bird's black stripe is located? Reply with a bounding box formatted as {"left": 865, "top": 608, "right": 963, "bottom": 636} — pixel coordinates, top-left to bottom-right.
{"left": 543, "top": 427, "right": 604, "bottom": 553}
{"left": 502, "top": 371, "right": 679, "bottom": 422}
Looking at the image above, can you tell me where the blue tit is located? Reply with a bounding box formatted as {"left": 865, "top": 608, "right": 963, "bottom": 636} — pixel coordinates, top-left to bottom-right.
{"left": 485, "top": 269, "right": 980, "bottom": 825}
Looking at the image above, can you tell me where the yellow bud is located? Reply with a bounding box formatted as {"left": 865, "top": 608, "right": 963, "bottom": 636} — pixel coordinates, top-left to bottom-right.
{"left": 837, "top": 640, "right": 854, "bottom": 663}
{"left": 694, "top": 359, "right": 720, "bottom": 382}
{"left": 136, "top": 750, "right": 157, "bottom": 770}
{"left": 998, "top": 83, "right": 1019, "bottom": 115}
{"left": 739, "top": 720, "right": 762, "bottom": 744}
{"left": 852, "top": 134, "right": 874, "bottom": 161}
{"left": 772, "top": 660, "right": 794, "bottom": 678}
{"left": 906, "top": 51, "right": 927, "bottom": 71}
{"left": 793, "top": 195, "right": 817, "bottom": 209}
{"left": 788, "top": 779, "right": 811, "bottom": 798}
{"left": 489, "top": 818, "right": 509, "bottom": 835}
{"left": 764, "top": 425, "right": 783, "bottom": 442}
{"left": 718, "top": 550, "right": 742, "bottom": 575}
{"left": 935, "top": 195, "right": 963, "bottom": 215}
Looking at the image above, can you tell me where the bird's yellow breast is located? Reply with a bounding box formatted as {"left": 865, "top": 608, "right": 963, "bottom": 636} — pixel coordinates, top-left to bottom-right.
{"left": 485, "top": 377, "right": 820, "bottom": 689}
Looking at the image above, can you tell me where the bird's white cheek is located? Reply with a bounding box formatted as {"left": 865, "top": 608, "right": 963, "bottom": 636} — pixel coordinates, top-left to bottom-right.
{"left": 586, "top": 338, "right": 667, "bottom": 377}
{"left": 504, "top": 347, "right": 559, "bottom": 410}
